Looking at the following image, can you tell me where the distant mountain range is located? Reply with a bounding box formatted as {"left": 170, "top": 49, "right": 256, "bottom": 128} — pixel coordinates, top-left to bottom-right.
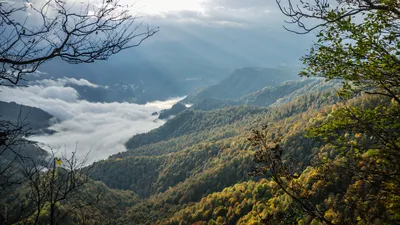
{"left": 28, "top": 57, "right": 302, "bottom": 103}
{"left": 35, "top": 55, "right": 229, "bottom": 104}
{"left": 182, "top": 67, "right": 300, "bottom": 104}
{"left": 156, "top": 68, "right": 315, "bottom": 118}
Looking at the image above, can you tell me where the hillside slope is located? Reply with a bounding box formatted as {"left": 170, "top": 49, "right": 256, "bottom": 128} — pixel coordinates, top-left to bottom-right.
{"left": 182, "top": 67, "right": 298, "bottom": 104}
{"left": 0, "top": 101, "right": 55, "bottom": 134}
{"left": 160, "top": 79, "right": 315, "bottom": 117}
{"left": 125, "top": 106, "right": 267, "bottom": 150}
{"left": 86, "top": 80, "right": 340, "bottom": 224}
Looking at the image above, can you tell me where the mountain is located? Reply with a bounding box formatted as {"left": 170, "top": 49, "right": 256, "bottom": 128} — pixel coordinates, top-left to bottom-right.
{"left": 0, "top": 101, "right": 56, "bottom": 134}
{"left": 35, "top": 46, "right": 231, "bottom": 103}
{"left": 158, "top": 79, "right": 314, "bottom": 117}
{"left": 7, "top": 76, "right": 390, "bottom": 225}
{"left": 190, "top": 79, "right": 317, "bottom": 111}
{"left": 32, "top": 24, "right": 308, "bottom": 104}
{"left": 158, "top": 103, "right": 187, "bottom": 120}
{"left": 2, "top": 178, "right": 138, "bottom": 224}
{"left": 25, "top": 66, "right": 300, "bottom": 104}
{"left": 83, "top": 80, "right": 341, "bottom": 224}
{"left": 191, "top": 98, "right": 241, "bottom": 111}
{"left": 125, "top": 106, "right": 268, "bottom": 151}
{"left": 182, "top": 67, "right": 299, "bottom": 105}
{"left": 239, "top": 79, "right": 314, "bottom": 107}
{"left": 0, "top": 101, "right": 55, "bottom": 193}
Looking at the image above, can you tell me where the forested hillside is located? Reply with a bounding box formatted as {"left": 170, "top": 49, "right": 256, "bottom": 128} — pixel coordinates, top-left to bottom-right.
{"left": 86, "top": 80, "right": 341, "bottom": 224}
{"left": 0, "top": 70, "right": 338, "bottom": 225}
{"left": 2, "top": 0, "right": 399, "bottom": 224}
{"left": 125, "top": 106, "right": 268, "bottom": 150}
{"left": 158, "top": 78, "right": 317, "bottom": 117}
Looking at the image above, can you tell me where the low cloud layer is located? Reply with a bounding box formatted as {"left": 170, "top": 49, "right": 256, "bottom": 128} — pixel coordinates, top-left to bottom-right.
{"left": 0, "top": 80, "right": 182, "bottom": 164}
{"left": 33, "top": 77, "right": 99, "bottom": 88}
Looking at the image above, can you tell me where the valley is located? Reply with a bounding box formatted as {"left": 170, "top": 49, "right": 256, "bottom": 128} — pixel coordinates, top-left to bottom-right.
{"left": 1, "top": 66, "right": 341, "bottom": 224}
{"left": 1, "top": 0, "right": 399, "bottom": 224}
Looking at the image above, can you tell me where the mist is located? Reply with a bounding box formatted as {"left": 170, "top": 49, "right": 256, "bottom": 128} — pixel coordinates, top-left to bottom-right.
{"left": 0, "top": 80, "right": 183, "bottom": 164}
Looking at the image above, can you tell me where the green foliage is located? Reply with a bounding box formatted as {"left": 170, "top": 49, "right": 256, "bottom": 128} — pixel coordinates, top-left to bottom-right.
{"left": 161, "top": 179, "right": 273, "bottom": 225}
{"left": 85, "top": 81, "right": 341, "bottom": 224}
{"left": 4, "top": 79, "right": 349, "bottom": 225}
{"left": 240, "top": 79, "right": 314, "bottom": 107}
{"left": 2, "top": 174, "right": 137, "bottom": 224}
{"left": 300, "top": 2, "right": 400, "bottom": 104}
{"left": 247, "top": 1, "right": 400, "bottom": 224}
{"left": 125, "top": 106, "right": 267, "bottom": 150}
{"left": 305, "top": 95, "right": 400, "bottom": 224}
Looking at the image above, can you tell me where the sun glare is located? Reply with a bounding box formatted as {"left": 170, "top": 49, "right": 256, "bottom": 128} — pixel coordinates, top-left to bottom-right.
{"left": 136, "top": 0, "right": 205, "bottom": 14}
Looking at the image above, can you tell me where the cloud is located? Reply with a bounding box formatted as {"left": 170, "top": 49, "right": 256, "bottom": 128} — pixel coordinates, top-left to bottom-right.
{"left": 1, "top": 85, "right": 80, "bottom": 104}
{"left": 0, "top": 82, "right": 183, "bottom": 164}
{"left": 33, "top": 77, "right": 99, "bottom": 88}
{"left": 136, "top": 0, "right": 206, "bottom": 14}
{"left": 205, "top": 0, "right": 276, "bottom": 10}
{"left": 142, "top": 0, "right": 285, "bottom": 28}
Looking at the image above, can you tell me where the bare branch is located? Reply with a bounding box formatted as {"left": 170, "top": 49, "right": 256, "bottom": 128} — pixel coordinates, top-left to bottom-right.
{"left": 0, "top": 0, "right": 159, "bottom": 85}
{"left": 276, "top": 0, "right": 400, "bottom": 34}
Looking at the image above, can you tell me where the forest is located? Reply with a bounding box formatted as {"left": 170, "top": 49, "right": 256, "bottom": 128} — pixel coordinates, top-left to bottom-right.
{"left": 0, "top": 0, "right": 399, "bottom": 224}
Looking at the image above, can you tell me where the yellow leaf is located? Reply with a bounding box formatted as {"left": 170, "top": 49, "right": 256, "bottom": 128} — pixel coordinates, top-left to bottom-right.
{"left": 56, "top": 159, "right": 62, "bottom": 166}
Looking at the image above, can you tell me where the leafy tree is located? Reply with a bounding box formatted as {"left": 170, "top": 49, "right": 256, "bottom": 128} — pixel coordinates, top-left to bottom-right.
{"left": 247, "top": 0, "right": 400, "bottom": 224}
{"left": 278, "top": 0, "right": 400, "bottom": 102}
{"left": 248, "top": 126, "right": 333, "bottom": 224}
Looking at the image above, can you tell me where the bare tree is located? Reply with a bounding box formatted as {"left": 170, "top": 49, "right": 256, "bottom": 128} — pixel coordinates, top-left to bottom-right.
{"left": 0, "top": 0, "right": 157, "bottom": 223}
{"left": 2, "top": 149, "right": 98, "bottom": 225}
{"left": 276, "top": 0, "right": 400, "bottom": 34}
{"left": 0, "top": 110, "right": 36, "bottom": 193}
{"left": 0, "top": 0, "right": 158, "bottom": 85}
{"left": 0, "top": 0, "right": 157, "bottom": 187}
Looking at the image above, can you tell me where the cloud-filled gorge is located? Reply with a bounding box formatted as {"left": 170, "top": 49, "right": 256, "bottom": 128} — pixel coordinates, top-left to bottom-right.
{"left": 0, "top": 79, "right": 183, "bottom": 164}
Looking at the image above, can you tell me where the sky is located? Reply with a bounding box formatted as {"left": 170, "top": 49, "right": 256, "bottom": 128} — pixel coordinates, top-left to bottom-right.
{"left": 133, "top": 0, "right": 313, "bottom": 69}
{"left": 16, "top": 0, "right": 313, "bottom": 82}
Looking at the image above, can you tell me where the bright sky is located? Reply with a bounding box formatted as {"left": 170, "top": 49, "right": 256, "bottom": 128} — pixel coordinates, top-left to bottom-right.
{"left": 136, "top": 0, "right": 206, "bottom": 14}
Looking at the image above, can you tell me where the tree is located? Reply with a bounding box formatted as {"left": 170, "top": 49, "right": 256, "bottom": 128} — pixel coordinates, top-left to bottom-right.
{"left": 277, "top": 0, "right": 399, "bottom": 103}
{"left": 0, "top": 0, "right": 158, "bottom": 86}
{"left": 249, "top": 1, "right": 400, "bottom": 224}
{"left": 0, "top": 0, "right": 157, "bottom": 223}
{"left": 16, "top": 151, "right": 97, "bottom": 225}
{"left": 0, "top": 110, "right": 39, "bottom": 193}
{"left": 248, "top": 126, "right": 334, "bottom": 225}
{"left": 0, "top": 0, "right": 157, "bottom": 185}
